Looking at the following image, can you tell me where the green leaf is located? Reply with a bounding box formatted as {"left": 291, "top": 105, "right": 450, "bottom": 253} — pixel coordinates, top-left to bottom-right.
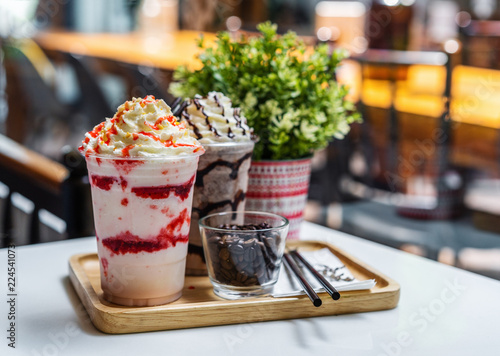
{"left": 168, "top": 22, "right": 360, "bottom": 160}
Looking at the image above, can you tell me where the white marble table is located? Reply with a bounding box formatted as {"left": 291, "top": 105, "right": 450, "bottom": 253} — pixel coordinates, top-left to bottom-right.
{"left": 1, "top": 222, "right": 500, "bottom": 356}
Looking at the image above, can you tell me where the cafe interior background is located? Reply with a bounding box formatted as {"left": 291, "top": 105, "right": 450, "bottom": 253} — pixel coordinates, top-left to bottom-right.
{"left": 0, "top": 0, "right": 499, "bottom": 280}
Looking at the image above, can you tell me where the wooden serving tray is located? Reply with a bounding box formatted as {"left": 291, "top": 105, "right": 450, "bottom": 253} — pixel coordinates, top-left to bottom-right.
{"left": 68, "top": 240, "right": 400, "bottom": 334}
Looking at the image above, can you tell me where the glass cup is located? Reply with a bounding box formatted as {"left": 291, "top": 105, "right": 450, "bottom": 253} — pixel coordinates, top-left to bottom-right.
{"left": 199, "top": 211, "right": 289, "bottom": 300}
{"left": 85, "top": 153, "right": 201, "bottom": 307}
{"left": 186, "top": 141, "right": 255, "bottom": 276}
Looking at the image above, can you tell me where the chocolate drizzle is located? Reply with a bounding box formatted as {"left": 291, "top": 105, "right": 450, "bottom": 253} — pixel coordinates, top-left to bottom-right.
{"left": 202, "top": 108, "right": 221, "bottom": 137}
{"left": 183, "top": 95, "right": 249, "bottom": 140}
{"left": 195, "top": 152, "right": 252, "bottom": 187}
{"left": 182, "top": 111, "right": 202, "bottom": 139}
{"left": 213, "top": 93, "right": 224, "bottom": 116}
{"left": 192, "top": 189, "right": 247, "bottom": 218}
{"left": 193, "top": 98, "right": 202, "bottom": 110}
{"left": 233, "top": 108, "right": 246, "bottom": 136}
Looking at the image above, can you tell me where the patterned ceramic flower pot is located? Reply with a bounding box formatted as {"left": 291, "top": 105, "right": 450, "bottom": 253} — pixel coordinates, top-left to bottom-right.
{"left": 245, "top": 158, "right": 312, "bottom": 240}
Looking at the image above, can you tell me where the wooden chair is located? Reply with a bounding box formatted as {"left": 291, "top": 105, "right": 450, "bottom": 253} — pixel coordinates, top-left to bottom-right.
{"left": 1, "top": 40, "right": 94, "bottom": 246}
{"left": 2, "top": 41, "right": 73, "bottom": 160}
{"left": 65, "top": 53, "right": 115, "bottom": 127}
{"left": 0, "top": 134, "right": 93, "bottom": 247}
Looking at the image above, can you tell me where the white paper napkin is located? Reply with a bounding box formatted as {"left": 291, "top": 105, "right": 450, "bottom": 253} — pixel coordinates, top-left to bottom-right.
{"left": 272, "top": 248, "right": 376, "bottom": 297}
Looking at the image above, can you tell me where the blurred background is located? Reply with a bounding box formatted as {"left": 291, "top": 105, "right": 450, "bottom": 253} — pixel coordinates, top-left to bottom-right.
{"left": 1, "top": 0, "right": 500, "bottom": 280}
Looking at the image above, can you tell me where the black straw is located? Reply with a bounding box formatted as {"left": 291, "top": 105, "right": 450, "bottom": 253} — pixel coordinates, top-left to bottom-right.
{"left": 170, "top": 97, "right": 187, "bottom": 117}
{"left": 170, "top": 97, "right": 182, "bottom": 110}
{"left": 283, "top": 253, "right": 322, "bottom": 307}
{"left": 291, "top": 250, "right": 341, "bottom": 300}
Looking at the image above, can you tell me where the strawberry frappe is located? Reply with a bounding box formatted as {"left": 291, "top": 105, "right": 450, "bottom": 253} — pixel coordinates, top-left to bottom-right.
{"left": 79, "top": 95, "right": 204, "bottom": 306}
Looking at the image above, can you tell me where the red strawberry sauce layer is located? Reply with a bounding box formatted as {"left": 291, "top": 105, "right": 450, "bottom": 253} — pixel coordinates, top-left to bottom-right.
{"left": 131, "top": 174, "right": 195, "bottom": 201}
{"left": 91, "top": 174, "right": 195, "bottom": 201}
{"left": 90, "top": 175, "right": 128, "bottom": 191}
{"left": 91, "top": 175, "right": 118, "bottom": 191}
{"left": 111, "top": 159, "right": 144, "bottom": 174}
{"left": 101, "top": 209, "right": 190, "bottom": 255}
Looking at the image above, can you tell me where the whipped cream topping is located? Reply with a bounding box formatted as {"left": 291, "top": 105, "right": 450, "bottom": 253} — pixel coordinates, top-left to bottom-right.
{"left": 180, "top": 92, "right": 253, "bottom": 144}
{"left": 79, "top": 96, "right": 204, "bottom": 157}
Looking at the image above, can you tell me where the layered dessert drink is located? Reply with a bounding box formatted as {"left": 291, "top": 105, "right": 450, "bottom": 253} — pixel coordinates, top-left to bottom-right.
{"left": 178, "top": 92, "right": 254, "bottom": 275}
{"left": 79, "top": 95, "right": 204, "bottom": 306}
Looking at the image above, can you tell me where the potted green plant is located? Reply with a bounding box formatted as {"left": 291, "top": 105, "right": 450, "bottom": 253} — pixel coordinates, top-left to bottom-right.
{"left": 169, "top": 22, "right": 360, "bottom": 239}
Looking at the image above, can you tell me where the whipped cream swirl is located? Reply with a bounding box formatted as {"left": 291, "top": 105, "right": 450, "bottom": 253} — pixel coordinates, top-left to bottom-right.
{"left": 79, "top": 96, "right": 204, "bottom": 157}
{"left": 179, "top": 92, "right": 253, "bottom": 144}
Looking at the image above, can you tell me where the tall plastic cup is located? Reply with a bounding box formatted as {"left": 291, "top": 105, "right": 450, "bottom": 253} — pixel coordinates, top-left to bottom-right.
{"left": 186, "top": 141, "right": 255, "bottom": 275}
{"left": 85, "top": 153, "right": 201, "bottom": 306}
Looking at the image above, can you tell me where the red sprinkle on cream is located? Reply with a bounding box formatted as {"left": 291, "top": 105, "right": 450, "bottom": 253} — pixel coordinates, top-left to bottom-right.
{"left": 122, "top": 144, "right": 135, "bottom": 157}
{"left": 140, "top": 95, "right": 157, "bottom": 107}
{"left": 144, "top": 115, "right": 177, "bottom": 130}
